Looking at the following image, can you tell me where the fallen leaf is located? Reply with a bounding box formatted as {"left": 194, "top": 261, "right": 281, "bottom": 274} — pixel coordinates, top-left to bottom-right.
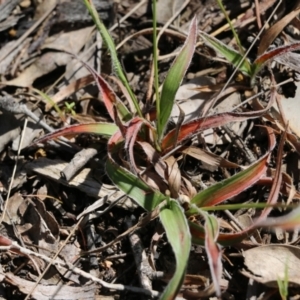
{"left": 242, "top": 245, "right": 300, "bottom": 287}
{"left": 2, "top": 271, "right": 96, "bottom": 300}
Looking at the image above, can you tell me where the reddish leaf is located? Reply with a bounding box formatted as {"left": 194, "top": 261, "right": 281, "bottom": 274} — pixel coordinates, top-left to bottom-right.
{"left": 189, "top": 221, "right": 255, "bottom": 246}
{"left": 186, "top": 127, "right": 275, "bottom": 210}
{"left": 73, "top": 56, "right": 131, "bottom": 121}
{"left": 253, "top": 42, "right": 300, "bottom": 76}
{"left": 34, "top": 122, "right": 118, "bottom": 145}
{"left": 252, "top": 128, "right": 286, "bottom": 225}
{"left": 203, "top": 214, "right": 222, "bottom": 297}
{"left": 161, "top": 91, "right": 275, "bottom": 153}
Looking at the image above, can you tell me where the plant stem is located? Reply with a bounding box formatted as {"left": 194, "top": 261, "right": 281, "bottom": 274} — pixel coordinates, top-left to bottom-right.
{"left": 216, "top": 0, "right": 244, "bottom": 55}
{"left": 152, "top": 0, "right": 160, "bottom": 129}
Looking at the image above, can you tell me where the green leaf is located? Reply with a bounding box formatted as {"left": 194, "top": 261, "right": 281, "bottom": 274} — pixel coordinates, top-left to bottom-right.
{"left": 199, "top": 30, "right": 252, "bottom": 76}
{"left": 159, "top": 200, "right": 191, "bottom": 300}
{"left": 83, "top": 0, "right": 142, "bottom": 117}
{"left": 32, "top": 88, "right": 65, "bottom": 122}
{"left": 106, "top": 159, "right": 166, "bottom": 211}
{"left": 157, "top": 16, "right": 197, "bottom": 141}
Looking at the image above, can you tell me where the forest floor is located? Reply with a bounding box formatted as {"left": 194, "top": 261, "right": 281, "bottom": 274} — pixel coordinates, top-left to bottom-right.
{"left": 1, "top": 0, "right": 300, "bottom": 299}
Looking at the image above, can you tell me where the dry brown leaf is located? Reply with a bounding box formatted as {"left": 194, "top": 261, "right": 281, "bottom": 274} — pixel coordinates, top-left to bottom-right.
{"left": 4, "top": 27, "right": 94, "bottom": 87}
{"left": 258, "top": 1, "right": 300, "bottom": 55}
{"left": 181, "top": 146, "right": 240, "bottom": 170}
{"left": 2, "top": 193, "right": 24, "bottom": 225}
{"left": 164, "top": 156, "right": 181, "bottom": 198}
{"left": 242, "top": 244, "right": 300, "bottom": 287}
{"left": 2, "top": 271, "right": 96, "bottom": 300}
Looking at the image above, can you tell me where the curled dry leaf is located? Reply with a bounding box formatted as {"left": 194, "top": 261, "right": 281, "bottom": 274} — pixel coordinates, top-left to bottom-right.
{"left": 258, "top": 3, "right": 300, "bottom": 55}
{"left": 242, "top": 245, "right": 300, "bottom": 287}
{"left": 164, "top": 155, "right": 181, "bottom": 198}
{"left": 181, "top": 145, "right": 240, "bottom": 170}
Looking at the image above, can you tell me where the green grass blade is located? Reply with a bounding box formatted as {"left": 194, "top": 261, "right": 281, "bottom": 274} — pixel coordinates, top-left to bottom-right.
{"left": 159, "top": 200, "right": 191, "bottom": 300}
{"left": 83, "top": 0, "right": 142, "bottom": 117}
{"left": 152, "top": 0, "right": 160, "bottom": 127}
{"left": 157, "top": 16, "right": 197, "bottom": 142}
{"left": 106, "top": 158, "right": 166, "bottom": 211}
{"left": 32, "top": 88, "right": 65, "bottom": 122}
{"left": 216, "top": 0, "right": 244, "bottom": 54}
{"left": 199, "top": 30, "right": 252, "bottom": 76}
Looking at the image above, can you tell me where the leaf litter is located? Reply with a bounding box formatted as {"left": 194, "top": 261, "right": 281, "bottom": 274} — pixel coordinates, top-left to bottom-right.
{"left": 1, "top": 0, "right": 300, "bottom": 299}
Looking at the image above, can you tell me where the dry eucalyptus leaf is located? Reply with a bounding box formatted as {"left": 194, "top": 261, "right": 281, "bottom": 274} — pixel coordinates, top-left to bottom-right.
{"left": 275, "top": 81, "right": 300, "bottom": 138}
{"left": 0, "top": 272, "right": 96, "bottom": 300}
{"left": 4, "top": 27, "right": 94, "bottom": 87}
{"left": 2, "top": 193, "right": 24, "bottom": 225}
{"left": 242, "top": 244, "right": 300, "bottom": 287}
{"left": 156, "top": 0, "right": 182, "bottom": 23}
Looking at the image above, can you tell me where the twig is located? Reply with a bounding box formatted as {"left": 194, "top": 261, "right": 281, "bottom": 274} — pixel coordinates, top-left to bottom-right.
{"left": 62, "top": 147, "right": 98, "bottom": 181}
{"left": 83, "top": 205, "right": 162, "bottom": 255}
{"left": 0, "top": 118, "right": 28, "bottom": 225}
{"left": 125, "top": 216, "right": 154, "bottom": 291}
{"left": 0, "top": 94, "right": 54, "bottom": 133}
{"left": 0, "top": 241, "right": 159, "bottom": 298}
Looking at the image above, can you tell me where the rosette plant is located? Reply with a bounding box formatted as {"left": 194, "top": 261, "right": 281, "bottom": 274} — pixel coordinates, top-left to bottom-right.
{"left": 34, "top": 0, "right": 300, "bottom": 298}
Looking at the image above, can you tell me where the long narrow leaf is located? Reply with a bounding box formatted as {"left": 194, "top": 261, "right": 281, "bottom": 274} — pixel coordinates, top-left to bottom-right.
{"left": 187, "top": 151, "right": 270, "bottom": 212}
{"left": 106, "top": 158, "right": 166, "bottom": 211}
{"left": 162, "top": 90, "right": 276, "bottom": 153}
{"left": 157, "top": 17, "right": 197, "bottom": 141}
{"left": 199, "top": 30, "right": 252, "bottom": 76}
{"left": 253, "top": 42, "right": 300, "bottom": 77}
{"left": 159, "top": 200, "right": 191, "bottom": 300}
{"left": 189, "top": 221, "right": 255, "bottom": 246}
{"left": 83, "top": 0, "right": 142, "bottom": 117}
{"left": 78, "top": 60, "right": 131, "bottom": 121}
{"left": 34, "top": 122, "right": 118, "bottom": 144}
{"left": 204, "top": 213, "right": 222, "bottom": 297}
{"left": 187, "top": 127, "right": 275, "bottom": 212}
{"left": 257, "top": 205, "right": 300, "bottom": 230}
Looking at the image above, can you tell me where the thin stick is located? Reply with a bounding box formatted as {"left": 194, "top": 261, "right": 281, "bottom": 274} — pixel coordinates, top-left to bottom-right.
{"left": 0, "top": 118, "right": 28, "bottom": 225}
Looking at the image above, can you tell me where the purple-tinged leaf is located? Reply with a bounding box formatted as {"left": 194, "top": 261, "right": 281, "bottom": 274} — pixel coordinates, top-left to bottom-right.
{"left": 252, "top": 128, "right": 285, "bottom": 224}
{"left": 204, "top": 213, "right": 222, "bottom": 297}
{"left": 253, "top": 42, "right": 300, "bottom": 77}
{"left": 161, "top": 89, "right": 276, "bottom": 153}
{"left": 186, "top": 127, "right": 275, "bottom": 211}
{"left": 79, "top": 60, "right": 131, "bottom": 121}
{"left": 34, "top": 122, "right": 118, "bottom": 145}
{"left": 189, "top": 221, "right": 255, "bottom": 246}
